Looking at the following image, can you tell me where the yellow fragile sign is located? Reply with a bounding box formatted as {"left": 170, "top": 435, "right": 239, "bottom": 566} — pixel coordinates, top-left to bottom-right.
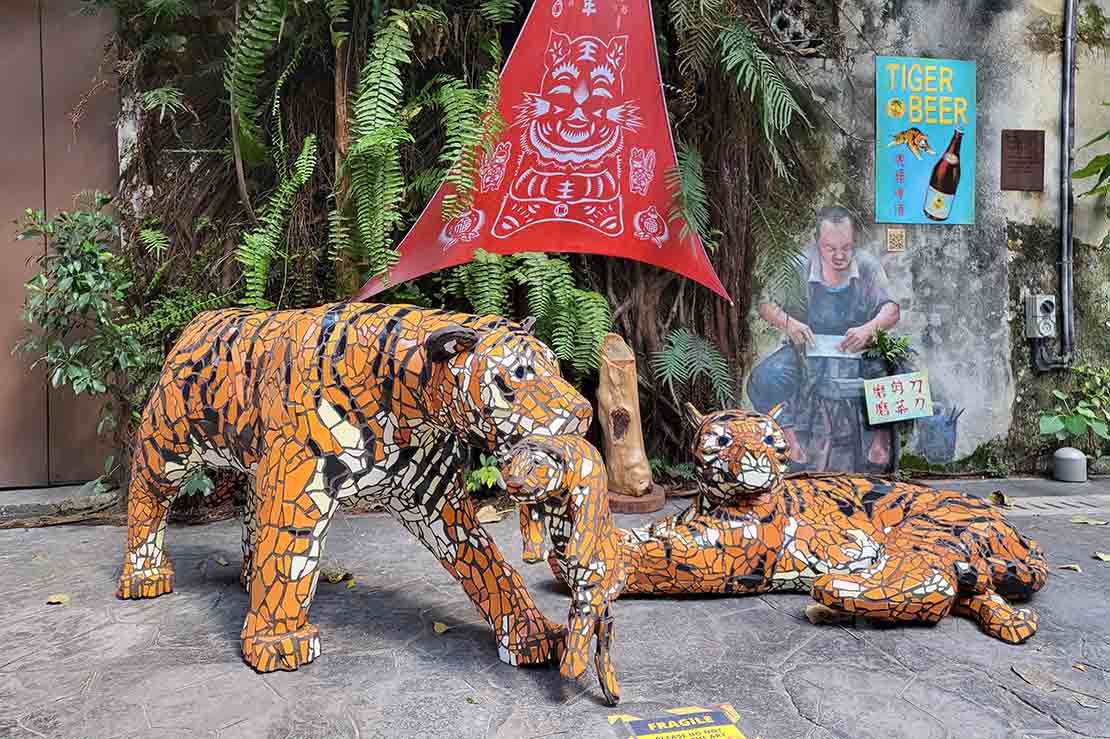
{"left": 610, "top": 705, "right": 747, "bottom": 739}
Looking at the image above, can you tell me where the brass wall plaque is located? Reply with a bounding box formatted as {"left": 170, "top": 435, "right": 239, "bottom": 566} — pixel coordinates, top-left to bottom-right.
{"left": 1001, "top": 129, "right": 1045, "bottom": 192}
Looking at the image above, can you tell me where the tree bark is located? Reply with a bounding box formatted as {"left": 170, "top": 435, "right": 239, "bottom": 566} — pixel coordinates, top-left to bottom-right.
{"left": 597, "top": 333, "right": 653, "bottom": 497}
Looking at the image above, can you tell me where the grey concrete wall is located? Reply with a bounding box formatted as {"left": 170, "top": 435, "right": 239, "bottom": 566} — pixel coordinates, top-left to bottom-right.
{"left": 748, "top": 0, "right": 1109, "bottom": 469}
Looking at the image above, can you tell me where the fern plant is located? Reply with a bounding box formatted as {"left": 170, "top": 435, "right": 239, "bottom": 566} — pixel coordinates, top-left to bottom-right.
{"left": 141, "top": 85, "right": 187, "bottom": 123}
{"left": 666, "top": 140, "right": 718, "bottom": 249}
{"left": 138, "top": 227, "right": 170, "bottom": 261}
{"left": 652, "top": 328, "right": 735, "bottom": 409}
{"left": 224, "top": 0, "right": 286, "bottom": 166}
{"left": 718, "top": 19, "right": 809, "bottom": 177}
{"left": 435, "top": 50, "right": 506, "bottom": 219}
{"left": 668, "top": 0, "right": 724, "bottom": 81}
{"left": 752, "top": 200, "right": 807, "bottom": 309}
{"left": 237, "top": 135, "right": 318, "bottom": 308}
{"left": 340, "top": 6, "right": 447, "bottom": 279}
{"left": 447, "top": 250, "right": 612, "bottom": 374}
{"left": 478, "top": 0, "right": 520, "bottom": 24}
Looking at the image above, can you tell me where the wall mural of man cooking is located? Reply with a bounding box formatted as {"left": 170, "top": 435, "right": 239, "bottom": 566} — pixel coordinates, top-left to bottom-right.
{"left": 747, "top": 206, "right": 902, "bottom": 472}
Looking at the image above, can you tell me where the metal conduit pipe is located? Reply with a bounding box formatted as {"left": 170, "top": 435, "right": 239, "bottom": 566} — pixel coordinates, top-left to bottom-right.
{"left": 1035, "top": 0, "right": 1078, "bottom": 371}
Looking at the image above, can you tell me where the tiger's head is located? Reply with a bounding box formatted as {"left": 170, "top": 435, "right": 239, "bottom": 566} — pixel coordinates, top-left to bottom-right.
{"left": 502, "top": 435, "right": 601, "bottom": 502}
{"left": 423, "top": 318, "right": 593, "bottom": 460}
{"left": 684, "top": 403, "right": 790, "bottom": 505}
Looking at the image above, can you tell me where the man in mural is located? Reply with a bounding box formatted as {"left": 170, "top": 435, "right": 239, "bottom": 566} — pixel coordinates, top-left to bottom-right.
{"left": 748, "top": 206, "right": 901, "bottom": 469}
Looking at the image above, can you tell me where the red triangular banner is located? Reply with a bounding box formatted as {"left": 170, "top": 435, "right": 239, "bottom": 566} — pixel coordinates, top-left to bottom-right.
{"left": 355, "top": 0, "right": 729, "bottom": 302}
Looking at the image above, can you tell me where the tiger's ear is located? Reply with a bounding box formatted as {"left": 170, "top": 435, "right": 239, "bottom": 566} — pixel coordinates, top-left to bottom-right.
{"left": 767, "top": 403, "right": 786, "bottom": 423}
{"left": 425, "top": 325, "right": 480, "bottom": 362}
{"left": 683, "top": 402, "right": 705, "bottom": 429}
{"left": 520, "top": 316, "right": 538, "bottom": 335}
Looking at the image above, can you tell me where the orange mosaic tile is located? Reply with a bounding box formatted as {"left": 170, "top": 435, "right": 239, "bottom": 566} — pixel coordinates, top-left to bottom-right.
{"left": 117, "top": 302, "right": 592, "bottom": 672}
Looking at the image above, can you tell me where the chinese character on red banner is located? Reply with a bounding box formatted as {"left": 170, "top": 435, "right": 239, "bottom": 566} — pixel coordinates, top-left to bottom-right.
{"left": 891, "top": 379, "right": 904, "bottom": 394}
{"left": 896, "top": 399, "right": 907, "bottom": 415}
{"left": 877, "top": 401, "right": 890, "bottom": 417}
{"left": 872, "top": 384, "right": 886, "bottom": 400}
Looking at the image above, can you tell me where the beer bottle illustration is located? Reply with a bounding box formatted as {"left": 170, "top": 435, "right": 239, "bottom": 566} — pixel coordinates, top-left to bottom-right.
{"left": 923, "top": 128, "right": 963, "bottom": 221}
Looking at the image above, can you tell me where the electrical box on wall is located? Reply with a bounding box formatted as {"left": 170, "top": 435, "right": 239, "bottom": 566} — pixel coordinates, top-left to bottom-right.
{"left": 1025, "top": 294, "right": 1057, "bottom": 339}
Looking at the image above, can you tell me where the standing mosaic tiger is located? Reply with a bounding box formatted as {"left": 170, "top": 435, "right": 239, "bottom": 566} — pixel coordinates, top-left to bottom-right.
{"left": 118, "top": 302, "right": 592, "bottom": 672}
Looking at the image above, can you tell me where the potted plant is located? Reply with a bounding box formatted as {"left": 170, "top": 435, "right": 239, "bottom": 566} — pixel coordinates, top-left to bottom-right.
{"left": 1039, "top": 364, "right": 1110, "bottom": 480}
{"left": 862, "top": 329, "right": 916, "bottom": 472}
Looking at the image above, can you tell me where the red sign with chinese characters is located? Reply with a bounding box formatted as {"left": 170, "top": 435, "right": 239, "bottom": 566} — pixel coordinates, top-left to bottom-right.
{"left": 354, "top": 0, "right": 729, "bottom": 302}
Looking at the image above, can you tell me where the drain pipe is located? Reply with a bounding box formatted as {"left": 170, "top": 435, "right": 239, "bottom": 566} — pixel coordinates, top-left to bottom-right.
{"left": 1035, "top": 0, "right": 1078, "bottom": 371}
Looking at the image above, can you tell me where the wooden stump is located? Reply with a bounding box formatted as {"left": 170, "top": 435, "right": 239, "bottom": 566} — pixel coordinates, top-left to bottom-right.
{"left": 597, "top": 334, "right": 653, "bottom": 501}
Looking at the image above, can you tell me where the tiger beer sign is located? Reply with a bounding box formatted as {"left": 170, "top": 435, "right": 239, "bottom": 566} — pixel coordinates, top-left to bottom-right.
{"left": 355, "top": 0, "right": 729, "bottom": 302}
{"left": 875, "top": 55, "right": 976, "bottom": 225}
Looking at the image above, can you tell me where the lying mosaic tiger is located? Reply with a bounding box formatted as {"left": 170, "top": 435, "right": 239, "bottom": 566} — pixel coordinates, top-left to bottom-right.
{"left": 117, "top": 302, "right": 592, "bottom": 672}
{"left": 612, "top": 404, "right": 1048, "bottom": 644}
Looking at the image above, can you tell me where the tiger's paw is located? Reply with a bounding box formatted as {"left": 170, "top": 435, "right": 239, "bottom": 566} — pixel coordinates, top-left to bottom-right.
{"left": 241, "top": 623, "right": 321, "bottom": 673}
{"left": 496, "top": 614, "right": 566, "bottom": 667}
{"left": 117, "top": 564, "right": 175, "bottom": 600}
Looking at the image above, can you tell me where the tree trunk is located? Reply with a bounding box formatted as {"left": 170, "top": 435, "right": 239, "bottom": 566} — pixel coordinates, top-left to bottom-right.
{"left": 597, "top": 333, "right": 653, "bottom": 497}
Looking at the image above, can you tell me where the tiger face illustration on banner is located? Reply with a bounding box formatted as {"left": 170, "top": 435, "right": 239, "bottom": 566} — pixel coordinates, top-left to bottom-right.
{"left": 354, "top": 0, "right": 730, "bottom": 303}
{"left": 493, "top": 32, "right": 642, "bottom": 238}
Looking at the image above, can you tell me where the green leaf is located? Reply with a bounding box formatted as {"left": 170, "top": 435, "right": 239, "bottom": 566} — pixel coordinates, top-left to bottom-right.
{"left": 1053, "top": 389, "right": 1069, "bottom": 401}
{"left": 1090, "top": 419, "right": 1110, "bottom": 440}
{"left": 1039, "top": 415, "right": 1066, "bottom": 435}
{"left": 1073, "top": 153, "right": 1110, "bottom": 180}
{"left": 1064, "top": 415, "right": 1088, "bottom": 436}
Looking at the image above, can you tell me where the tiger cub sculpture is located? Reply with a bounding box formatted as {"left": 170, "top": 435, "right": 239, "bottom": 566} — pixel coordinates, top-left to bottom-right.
{"left": 619, "top": 403, "right": 1047, "bottom": 644}
{"left": 504, "top": 435, "right": 626, "bottom": 705}
{"left": 117, "top": 302, "right": 592, "bottom": 672}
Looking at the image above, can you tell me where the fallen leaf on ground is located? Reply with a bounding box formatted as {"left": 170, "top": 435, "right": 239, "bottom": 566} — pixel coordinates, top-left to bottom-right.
{"left": 1076, "top": 697, "right": 1101, "bottom": 709}
{"left": 1012, "top": 664, "right": 1057, "bottom": 692}
{"left": 46, "top": 594, "right": 69, "bottom": 605}
{"left": 214, "top": 556, "right": 229, "bottom": 566}
{"left": 1058, "top": 564, "right": 1083, "bottom": 572}
{"left": 466, "top": 696, "right": 478, "bottom": 704}
{"left": 1094, "top": 552, "right": 1110, "bottom": 562}
{"left": 433, "top": 621, "right": 450, "bottom": 634}
{"left": 345, "top": 578, "right": 357, "bottom": 590}
{"left": 989, "top": 490, "right": 1012, "bottom": 507}
{"left": 1071, "top": 515, "right": 1108, "bottom": 526}
{"left": 476, "top": 505, "right": 506, "bottom": 523}
{"left": 805, "top": 604, "right": 849, "bottom": 625}
{"left": 322, "top": 568, "right": 353, "bottom": 584}
{"left": 1074, "top": 663, "right": 1089, "bottom": 672}
{"left": 31, "top": 552, "right": 47, "bottom": 562}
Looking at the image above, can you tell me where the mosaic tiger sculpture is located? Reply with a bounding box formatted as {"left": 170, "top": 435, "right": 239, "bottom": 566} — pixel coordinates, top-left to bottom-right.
{"left": 117, "top": 302, "right": 592, "bottom": 672}
{"left": 617, "top": 404, "right": 1048, "bottom": 644}
{"left": 504, "top": 435, "right": 626, "bottom": 706}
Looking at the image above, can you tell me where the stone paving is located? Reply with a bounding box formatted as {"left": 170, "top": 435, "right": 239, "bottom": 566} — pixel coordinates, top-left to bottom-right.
{"left": 1, "top": 485, "right": 1109, "bottom": 739}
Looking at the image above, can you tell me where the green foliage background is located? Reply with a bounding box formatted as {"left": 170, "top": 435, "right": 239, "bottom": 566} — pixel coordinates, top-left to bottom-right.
{"left": 24, "top": 0, "right": 825, "bottom": 467}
